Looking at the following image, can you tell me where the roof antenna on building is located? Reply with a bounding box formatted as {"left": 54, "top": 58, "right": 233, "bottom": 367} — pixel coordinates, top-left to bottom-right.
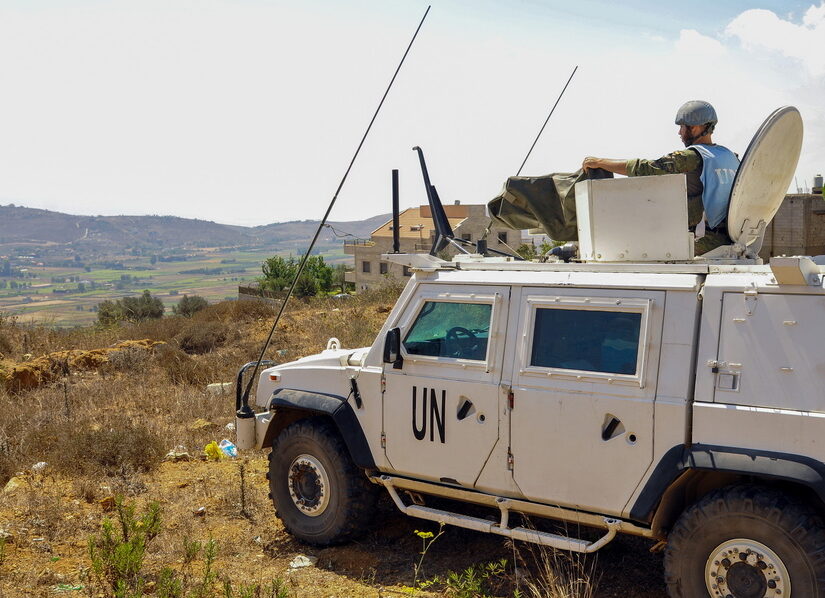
{"left": 235, "top": 6, "right": 431, "bottom": 422}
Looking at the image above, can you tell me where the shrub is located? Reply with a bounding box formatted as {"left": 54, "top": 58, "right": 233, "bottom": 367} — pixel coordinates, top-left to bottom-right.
{"left": 49, "top": 421, "right": 165, "bottom": 477}
{"left": 155, "top": 344, "right": 209, "bottom": 385}
{"left": 176, "top": 321, "right": 228, "bottom": 355}
{"left": 173, "top": 294, "right": 208, "bottom": 317}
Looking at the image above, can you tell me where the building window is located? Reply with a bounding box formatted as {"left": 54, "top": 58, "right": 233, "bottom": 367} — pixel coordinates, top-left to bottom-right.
{"left": 530, "top": 308, "right": 642, "bottom": 375}
{"left": 497, "top": 231, "right": 508, "bottom": 244}
{"left": 379, "top": 262, "right": 388, "bottom": 275}
{"left": 402, "top": 266, "right": 411, "bottom": 277}
{"left": 362, "top": 261, "right": 371, "bottom": 273}
{"left": 462, "top": 233, "right": 472, "bottom": 242}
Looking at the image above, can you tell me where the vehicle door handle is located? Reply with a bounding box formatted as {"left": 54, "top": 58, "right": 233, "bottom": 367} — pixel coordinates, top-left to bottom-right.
{"left": 457, "top": 399, "right": 473, "bottom": 421}
{"left": 601, "top": 416, "right": 621, "bottom": 441}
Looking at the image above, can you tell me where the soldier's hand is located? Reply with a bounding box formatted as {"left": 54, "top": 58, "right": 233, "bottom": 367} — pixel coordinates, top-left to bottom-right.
{"left": 582, "top": 156, "right": 601, "bottom": 172}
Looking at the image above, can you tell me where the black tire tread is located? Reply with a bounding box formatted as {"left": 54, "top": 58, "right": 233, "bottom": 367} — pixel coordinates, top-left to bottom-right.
{"left": 270, "top": 417, "right": 377, "bottom": 546}
{"left": 664, "top": 484, "right": 825, "bottom": 597}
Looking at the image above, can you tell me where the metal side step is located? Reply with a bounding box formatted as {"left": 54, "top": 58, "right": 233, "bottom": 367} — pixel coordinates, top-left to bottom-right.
{"left": 378, "top": 475, "right": 620, "bottom": 553}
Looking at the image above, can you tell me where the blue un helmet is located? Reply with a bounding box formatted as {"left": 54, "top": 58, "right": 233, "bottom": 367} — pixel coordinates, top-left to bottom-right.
{"left": 675, "top": 100, "right": 718, "bottom": 127}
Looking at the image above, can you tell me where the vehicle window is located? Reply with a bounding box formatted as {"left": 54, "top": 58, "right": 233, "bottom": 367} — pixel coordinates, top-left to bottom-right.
{"left": 404, "top": 301, "right": 492, "bottom": 360}
{"left": 531, "top": 308, "right": 641, "bottom": 375}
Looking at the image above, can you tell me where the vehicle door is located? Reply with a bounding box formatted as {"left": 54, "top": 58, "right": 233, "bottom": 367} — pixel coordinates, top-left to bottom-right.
{"left": 383, "top": 284, "right": 509, "bottom": 487}
{"left": 509, "top": 288, "right": 664, "bottom": 517}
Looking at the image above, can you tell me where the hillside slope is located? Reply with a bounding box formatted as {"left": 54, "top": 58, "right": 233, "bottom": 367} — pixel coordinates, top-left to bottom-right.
{"left": 0, "top": 204, "right": 390, "bottom": 252}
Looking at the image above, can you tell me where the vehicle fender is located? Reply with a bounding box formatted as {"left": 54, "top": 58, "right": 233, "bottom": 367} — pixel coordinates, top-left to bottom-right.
{"left": 630, "top": 444, "right": 825, "bottom": 523}
{"left": 265, "top": 388, "right": 376, "bottom": 469}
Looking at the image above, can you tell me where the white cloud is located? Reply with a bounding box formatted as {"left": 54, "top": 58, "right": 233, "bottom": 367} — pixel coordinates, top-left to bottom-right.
{"left": 675, "top": 29, "right": 726, "bottom": 57}
{"left": 804, "top": 2, "right": 825, "bottom": 27}
{"left": 726, "top": 4, "right": 825, "bottom": 77}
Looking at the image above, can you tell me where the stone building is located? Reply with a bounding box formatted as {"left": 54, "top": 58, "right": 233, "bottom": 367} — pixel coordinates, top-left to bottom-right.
{"left": 344, "top": 203, "right": 518, "bottom": 290}
{"left": 760, "top": 193, "right": 825, "bottom": 258}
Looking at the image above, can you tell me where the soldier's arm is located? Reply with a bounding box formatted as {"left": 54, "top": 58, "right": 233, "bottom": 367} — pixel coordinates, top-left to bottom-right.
{"left": 582, "top": 157, "right": 628, "bottom": 176}
{"left": 625, "top": 149, "right": 702, "bottom": 177}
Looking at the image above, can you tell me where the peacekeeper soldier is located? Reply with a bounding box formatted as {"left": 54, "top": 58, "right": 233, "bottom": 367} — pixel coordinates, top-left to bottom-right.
{"left": 582, "top": 100, "right": 740, "bottom": 254}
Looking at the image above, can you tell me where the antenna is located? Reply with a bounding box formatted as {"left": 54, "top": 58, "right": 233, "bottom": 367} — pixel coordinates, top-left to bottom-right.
{"left": 236, "top": 6, "right": 431, "bottom": 421}
{"left": 412, "top": 145, "right": 521, "bottom": 260}
{"left": 412, "top": 146, "right": 467, "bottom": 256}
{"left": 516, "top": 65, "right": 578, "bottom": 176}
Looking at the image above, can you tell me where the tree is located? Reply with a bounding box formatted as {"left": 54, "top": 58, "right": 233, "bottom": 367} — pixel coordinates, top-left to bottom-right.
{"left": 516, "top": 243, "right": 537, "bottom": 260}
{"left": 173, "top": 294, "right": 208, "bottom": 317}
{"left": 332, "top": 264, "right": 351, "bottom": 294}
{"left": 259, "top": 255, "right": 334, "bottom": 297}
{"left": 97, "top": 290, "right": 164, "bottom": 326}
{"left": 295, "top": 274, "right": 319, "bottom": 297}
{"left": 260, "top": 256, "right": 298, "bottom": 292}
{"left": 302, "top": 256, "right": 334, "bottom": 294}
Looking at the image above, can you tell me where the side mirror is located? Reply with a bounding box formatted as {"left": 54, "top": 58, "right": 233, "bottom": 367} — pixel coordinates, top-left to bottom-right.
{"left": 383, "top": 327, "right": 404, "bottom": 370}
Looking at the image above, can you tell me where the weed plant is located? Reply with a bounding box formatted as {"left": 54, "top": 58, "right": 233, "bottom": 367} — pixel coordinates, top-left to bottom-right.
{"left": 87, "top": 497, "right": 288, "bottom": 598}
{"left": 87, "top": 496, "right": 162, "bottom": 596}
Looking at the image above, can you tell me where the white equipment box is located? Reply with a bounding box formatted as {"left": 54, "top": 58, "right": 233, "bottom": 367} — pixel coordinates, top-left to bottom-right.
{"left": 575, "top": 174, "right": 693, "bottom": 262}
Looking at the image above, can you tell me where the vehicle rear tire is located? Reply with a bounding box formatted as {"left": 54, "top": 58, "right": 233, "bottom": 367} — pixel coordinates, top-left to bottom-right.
{"left": 664, "top": 485, "right": 825, "bottom": 597}
{"left": 269, "top": 417, "right": 377, "bottom": 546}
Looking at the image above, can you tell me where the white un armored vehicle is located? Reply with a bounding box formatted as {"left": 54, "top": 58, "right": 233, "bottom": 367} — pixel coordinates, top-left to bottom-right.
{"left": 234, "top": 107, "right": 825, "bottom": 597}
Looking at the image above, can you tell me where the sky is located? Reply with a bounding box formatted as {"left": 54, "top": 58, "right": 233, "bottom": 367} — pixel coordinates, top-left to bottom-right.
{"left": 0, "top": 0, "right": 823, "bottom": 227}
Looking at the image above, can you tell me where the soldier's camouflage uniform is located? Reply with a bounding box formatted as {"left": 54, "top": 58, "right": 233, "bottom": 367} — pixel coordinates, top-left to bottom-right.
{"left": 488, "top": 147, "right": 731, "bottom": 255}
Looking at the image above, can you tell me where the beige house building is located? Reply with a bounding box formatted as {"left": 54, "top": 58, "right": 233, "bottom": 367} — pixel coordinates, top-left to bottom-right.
{"left": 344, "top": 203, "right": 519, "bottom": 290}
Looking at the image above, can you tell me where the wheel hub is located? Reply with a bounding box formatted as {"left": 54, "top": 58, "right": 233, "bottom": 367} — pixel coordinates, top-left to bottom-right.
{"left": 705, "top": 539, "right": 790, "bottom": 597}
{"left": 287, "top": 454, "right": 330, "bottom": 517}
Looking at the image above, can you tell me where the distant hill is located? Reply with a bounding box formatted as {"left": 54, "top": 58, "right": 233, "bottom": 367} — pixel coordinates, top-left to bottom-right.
{"left": 0, "top": 205, "right": 390, "bottom": 254}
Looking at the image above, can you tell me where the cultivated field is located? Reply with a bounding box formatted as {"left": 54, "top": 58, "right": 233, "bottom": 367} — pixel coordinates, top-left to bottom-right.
{"left": 0, "top": 247, "right": 347, "bottom": 327}
{"left": 0, "top": 290, "right": 667, "bottom": 597}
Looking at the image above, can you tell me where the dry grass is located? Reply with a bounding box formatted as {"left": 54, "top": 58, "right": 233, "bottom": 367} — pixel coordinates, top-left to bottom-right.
{"left": 0, "top": 288, "right": 402, "bottom": 596}
{"left": 0, "top": 284, "right": 665, "bottom": 597}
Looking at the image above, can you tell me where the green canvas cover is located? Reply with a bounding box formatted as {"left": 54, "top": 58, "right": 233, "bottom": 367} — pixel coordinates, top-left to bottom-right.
{"left": 488, "top": 168, "right": 613, "bottom": 242}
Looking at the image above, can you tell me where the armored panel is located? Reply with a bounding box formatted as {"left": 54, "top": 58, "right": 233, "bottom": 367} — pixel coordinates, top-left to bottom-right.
{"left": 575, "top": 174, "right": 692, "bottom": 262}
{"left": 714, "top": 292, "right": 825, "bottom": 411}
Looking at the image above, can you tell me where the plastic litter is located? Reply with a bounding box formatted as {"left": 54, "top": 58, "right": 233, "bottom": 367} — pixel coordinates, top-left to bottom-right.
{"left": 219, "top": 439, "right": 238, "bottom": 458}
{"left": 165, "top": 446, "right": 191, "bottom": 462}
{"left": 225, "top": 421, "right": 236, "bottom": 432}
{"left": 204, "top": 441, "right": 224, "bottom": 461}
{"left": 289, "top": 555, "right": 317, "bottom": 569}
{"left": 31, "top": 461, "right": 48, "bottom": 472}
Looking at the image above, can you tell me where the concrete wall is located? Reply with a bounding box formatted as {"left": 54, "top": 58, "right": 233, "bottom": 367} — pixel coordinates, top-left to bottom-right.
{"left": 761, "top": 194, "right": 825, "bottom": 258}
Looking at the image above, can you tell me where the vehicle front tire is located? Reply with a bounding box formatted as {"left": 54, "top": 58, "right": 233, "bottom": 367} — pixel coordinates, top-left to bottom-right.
{"left": 664, "top": 485, "right": 825, "bottom": 597}
{"left": 269, "top": 417, "right": 377, "bottom": 546}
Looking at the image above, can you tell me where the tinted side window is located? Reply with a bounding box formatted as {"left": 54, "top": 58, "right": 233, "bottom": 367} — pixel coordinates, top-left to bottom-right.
{"left": 404, "top": 301, "right": 492, "bottom": 360}
{"left": 531, "top": 308, "right": 641, "bottom": 375}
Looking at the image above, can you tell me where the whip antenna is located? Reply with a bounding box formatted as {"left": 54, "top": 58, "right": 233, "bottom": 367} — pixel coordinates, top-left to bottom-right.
{"left": 237, "top": 6, "right": 431, "bottom": 411}
{"left": 516, "top": 65, "right": 578, "bottom": 176}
